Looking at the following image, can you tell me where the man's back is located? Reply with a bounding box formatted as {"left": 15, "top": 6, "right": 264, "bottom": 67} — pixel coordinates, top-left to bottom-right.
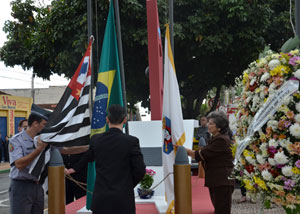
{"left": 90, "top": 128, "right": 145, "bottom": 213}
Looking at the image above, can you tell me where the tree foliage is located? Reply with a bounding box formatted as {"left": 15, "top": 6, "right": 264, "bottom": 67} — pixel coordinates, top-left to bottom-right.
{"left": 0, "top": 0, "right": 295, "bottom": 118}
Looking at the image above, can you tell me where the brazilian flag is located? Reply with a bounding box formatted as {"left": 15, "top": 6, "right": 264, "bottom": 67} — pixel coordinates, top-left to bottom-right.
{"left": 86, "top": 0, "right": 123, "bottom": 209}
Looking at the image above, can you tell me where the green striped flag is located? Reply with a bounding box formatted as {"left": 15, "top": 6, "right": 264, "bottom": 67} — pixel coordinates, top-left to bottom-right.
{"left": 86, "top": 0, "right": 124, "bottom": 209}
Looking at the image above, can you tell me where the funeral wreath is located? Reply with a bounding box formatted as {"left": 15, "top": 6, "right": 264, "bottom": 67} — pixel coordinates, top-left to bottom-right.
{"left": 233, "top": 49, "right": 300, "bottom": 213}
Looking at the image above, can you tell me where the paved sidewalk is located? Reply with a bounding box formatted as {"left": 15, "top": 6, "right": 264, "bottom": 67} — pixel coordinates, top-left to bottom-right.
{"left": 232, "top": 189, "right": 285, "bottom": 213}
{"left": 0, "top": 162, "right": 10, "bottom": 173}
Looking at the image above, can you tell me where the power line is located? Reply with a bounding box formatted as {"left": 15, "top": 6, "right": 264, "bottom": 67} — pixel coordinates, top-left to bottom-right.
{"left": 0, "top": 68, "right": 33, "bottom": 76}
{"left": 0, "top": 75, "right": 49, "bottom": 86}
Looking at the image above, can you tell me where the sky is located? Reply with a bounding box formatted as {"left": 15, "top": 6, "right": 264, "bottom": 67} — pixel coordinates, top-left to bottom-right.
{"left": 0, "top": 0, "right": 69, "bottom": 89}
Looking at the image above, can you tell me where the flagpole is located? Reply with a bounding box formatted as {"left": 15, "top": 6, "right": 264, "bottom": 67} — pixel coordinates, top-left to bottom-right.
{"left": 87, "top": 0, "right": 94, "bottom": 110}
{"left": 113, "top": 0, "right": 129, "bottom": 134}
{"left": 169, "top": 0, "right": 174, "bottom": 54}
{"left": 296, "top": 0, "right": 300, "bottom": 37}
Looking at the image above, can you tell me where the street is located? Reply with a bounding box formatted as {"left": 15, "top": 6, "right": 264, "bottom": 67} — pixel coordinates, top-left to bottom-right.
{"left": 0, "top": 172, "right": 49, "bottom": 214}
{"left": 0, "top": 172, "right": 10, "bottom": 214}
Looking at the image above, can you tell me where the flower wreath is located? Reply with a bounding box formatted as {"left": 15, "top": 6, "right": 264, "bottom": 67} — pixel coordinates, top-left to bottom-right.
{"left": 233, "top": 49, "right": 300, "bottom": 212}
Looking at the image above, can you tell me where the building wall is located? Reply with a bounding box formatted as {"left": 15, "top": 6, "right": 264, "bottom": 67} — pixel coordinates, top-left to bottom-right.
{"left": 0, "top": 94, "right": 32, "bottom": 139}
{"left": 1, "top": 86, "right": 66, "bottom": 105}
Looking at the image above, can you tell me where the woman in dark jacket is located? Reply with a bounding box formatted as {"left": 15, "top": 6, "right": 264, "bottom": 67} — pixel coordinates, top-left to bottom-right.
{"left": 185, "top": 111, "right": 234, "bottom": 214}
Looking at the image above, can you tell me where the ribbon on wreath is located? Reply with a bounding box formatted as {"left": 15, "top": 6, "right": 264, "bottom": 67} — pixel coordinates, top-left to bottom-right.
{"left": 234, "top": 79, "right": 299, "bottom": 165}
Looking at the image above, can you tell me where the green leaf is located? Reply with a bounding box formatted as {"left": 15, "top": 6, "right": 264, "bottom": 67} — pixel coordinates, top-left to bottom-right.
{"left": 281, "top": 36, "right": 300, "bottom": 53}
{"left": 264, "top": 199, "right": 271, "bottom": 209}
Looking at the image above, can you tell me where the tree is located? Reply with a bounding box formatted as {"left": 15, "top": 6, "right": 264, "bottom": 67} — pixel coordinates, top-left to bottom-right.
{"left": 0, "top": 0, "right": 294, "bottom": 118}
{"left": 173, "top": 0, "right": 293, "bottom": 118}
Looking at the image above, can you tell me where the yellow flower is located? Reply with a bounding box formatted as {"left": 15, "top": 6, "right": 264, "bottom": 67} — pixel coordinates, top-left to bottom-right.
{"left": 271, "top": 53, "right": 280, "bottom": 59}
{"left": 255, "top": 88, "right": 261, "bottom": 93}
{"left": 280, "top": 53, "right": 291, "bottom": 62}
{"left": 253, "top": 176, "right": 268, "bottom": 190}
{"left": 294, "top": 93, "right": 300, "bottom": 99}
{"left": 242, "top": 72, "right": 249, "bottom": 84}
{"left": 243, "top": 179, "right": 255, "bottom": 191}
{"left": 278, "top": 105, "right": 289, "bottom": 113}
{"left": 243, "top": 149, "right": 255, "bottom": 158}
{"left": 291, "top": 49, "right": 299, "bottom": 55}
{"left": 292, "top": 167, "right": 300, "bottom": 174}
{"left": 231, "top": 144, "right": 237, "bottom": 158}
{"left": 270, "top": 65, "right": 290, "bottom": 76}
{"left": 259, "top": 133, "right": 266, "bottom": 142}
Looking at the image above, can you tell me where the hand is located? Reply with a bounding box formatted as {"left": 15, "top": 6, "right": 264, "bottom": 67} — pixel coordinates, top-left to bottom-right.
{"left": 65, "top": 168, "right": 75, "bottom": 175}
{"left": 36, "top": 136, "right": 47, "bottom": 151}
{"left": 186, "top": 148, "right": 195, "bottom": 158}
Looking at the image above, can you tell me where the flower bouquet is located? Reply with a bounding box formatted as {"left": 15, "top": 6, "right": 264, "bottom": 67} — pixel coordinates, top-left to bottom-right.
{"left": 233, "top": 49, "right": 300, "bottom": 213}
{"left": 138, "top": 168, "right": 156, "bottom": 199}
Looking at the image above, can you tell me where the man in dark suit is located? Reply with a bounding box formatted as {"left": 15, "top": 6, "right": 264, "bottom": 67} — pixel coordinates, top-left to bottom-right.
{"left": 66, "top": 104, "right": 146, "bottom": 214}
{"left": 62, "top": 153, "right": 88, "bottom": 204}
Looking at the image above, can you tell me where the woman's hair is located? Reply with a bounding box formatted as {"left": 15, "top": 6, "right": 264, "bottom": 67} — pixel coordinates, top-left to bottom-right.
{"left": 207, "top": 111, "right": 229, "bottom": 135}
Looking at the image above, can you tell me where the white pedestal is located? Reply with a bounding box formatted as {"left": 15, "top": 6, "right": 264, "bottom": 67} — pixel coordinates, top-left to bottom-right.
{"left": 77, "top": 120, "right": 198, "bottom": 213}
{"left": 77, "top": 197, "right": 168, "bottom": 214}
{"left": 135, "top": 196, "right": 168, "bottom": 214}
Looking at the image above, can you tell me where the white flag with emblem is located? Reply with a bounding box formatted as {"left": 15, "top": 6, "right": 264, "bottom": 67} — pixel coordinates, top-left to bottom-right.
{"left": 162, "top": 24, "right": 186, "bottom": 214}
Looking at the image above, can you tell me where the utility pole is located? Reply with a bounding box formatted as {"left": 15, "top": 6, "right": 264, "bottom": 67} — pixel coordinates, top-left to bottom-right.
{"left": 31, "top": 73, "right": 35, "bottom": 103}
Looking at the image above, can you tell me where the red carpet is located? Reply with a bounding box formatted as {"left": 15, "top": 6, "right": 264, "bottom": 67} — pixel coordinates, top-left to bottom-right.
{"left": 191, "top": 177, "right": 214, "bottom": 214}
{"left": 66, "top": 177, "right": 214, "bottom": 214}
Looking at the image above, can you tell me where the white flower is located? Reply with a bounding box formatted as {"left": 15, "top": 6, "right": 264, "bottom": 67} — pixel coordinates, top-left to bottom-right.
{"left": 280, "top": 57, "right": 287, "bottom": 64}
{"left": 274, "top": 151, "right": 289, "bottom": 165}
{"left": 268, "top": 158, "right": 276, "bottom": 166}
{"left": 244, "top": 169, "right": 251, "bottom": 177}
{"left": 294, "top": 69, "right": 300, "bottom": 79}
{"left": 252, "top": 95, "right": 260, "bottom": 107}
{"left": 262, "top": 170, "right": 273, "bottom": 181}
{"left": 245, "top": 156, "right": 256, "bottom": 165}
{"left": 259, "top": 142, "right": 267, "bottom": 150}
{"left": 257, "top": 58, "right": 267, "bottom": 67}
{"left": 279, "top": 139, "right": 292, "bottom": 148}
{"left": 267, "top": 120, "right": 278, "bottom": 131}
{"left": 260, "top": 73, "right": 270, "bottom": 82}
{"left": 268, "top": 139, "right": 278, "bottom": 148}
{"left": 283, "top": 96, "right": 293, "bottom": 105}
{"left": 256, "top": 154, "right": 266, "bottom": 164}
{"left": 260, "top": 91, "right": 265, "bottom": 99}
{"left": 271, "top": 54, "right": 280, "bottom": 59}
{"left": 282, "top": 166, "right": 293, "bottom": 177}
{"left": 296, "top": 102, "right": 300, "bottom": 113}
{"left": 268, "top": 59, "right": 280, "bottom": 70}
{"left": 259, "top": 143, "right": 268, "bottom": 157}
{"left": 262, "top": 149, "right": 269, "bottom": 157}
{"left": 250, "top": 77, "right": 256, "bottom": 86}
{"left": 289, "top": 123, "right": 300, "bottom": 138}
{"left": 295, "top": 114, "right": 300, "bottom": 123}
{"left": 246, "top": 96, "right": 252, "bottom": 104}
{"left": 269, "top": 82, "right": 276, "bottom": 90}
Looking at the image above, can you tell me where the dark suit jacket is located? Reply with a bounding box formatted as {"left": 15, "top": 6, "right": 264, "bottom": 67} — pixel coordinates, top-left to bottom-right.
{"left": 73, "top": 128, "right": 146, "bottom": 214}
{"left": 195, "top": 134, "right": 234, "bottom": 188}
